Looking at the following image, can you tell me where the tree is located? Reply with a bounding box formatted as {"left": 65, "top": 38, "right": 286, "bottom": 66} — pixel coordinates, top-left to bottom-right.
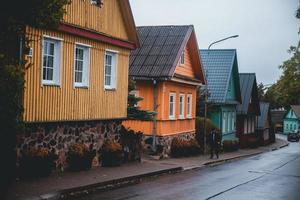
{"left": 127, "top": 79, "right": 154, "bottom": 120}
{"left": 257, "top": 82, "right": 265, "bottom": 101}
{"left": 0, "top": 0, "right": 70, "bottom": 197}
{"left": 264, "top": 5, "right": 300, "bottom": 109}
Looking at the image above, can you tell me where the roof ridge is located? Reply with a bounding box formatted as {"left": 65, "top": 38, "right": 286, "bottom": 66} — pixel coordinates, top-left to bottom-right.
{"left": 239, "top": 73, "right": 256, "bottom": 75}
{"left": 137, "top": 25, "right": 193, "bottom": 28}
{"left": 200, "top": 49, "right": 237, "bottom": 51}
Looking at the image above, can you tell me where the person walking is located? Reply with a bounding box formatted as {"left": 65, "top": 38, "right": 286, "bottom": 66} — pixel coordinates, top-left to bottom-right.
{"left": 209, "top": 128, "right": 220, "bottom": 159}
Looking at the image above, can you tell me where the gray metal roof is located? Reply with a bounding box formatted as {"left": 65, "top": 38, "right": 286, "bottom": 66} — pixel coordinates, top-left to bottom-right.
{"left": 237, "top": 73, "right": 260, "bottom": 115}
{"left": 290, "top": 105, "right": 300, "bottom": 119}
{"left": 257, "top": 102, "right": 270, "bottom": 129}
{"left": 199, "top": 49, "right": 241, "bottom": 104}
{"left": 129, "top": 25, "right": 193, "bottom": 80}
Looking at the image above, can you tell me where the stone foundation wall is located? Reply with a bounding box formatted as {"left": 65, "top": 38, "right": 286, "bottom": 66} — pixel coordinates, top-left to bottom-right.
{"left": 16, "top": 120, "right": 122, "bottom": 171}
{"left": 143, "top": 131, "right": 196, "bottom": 158}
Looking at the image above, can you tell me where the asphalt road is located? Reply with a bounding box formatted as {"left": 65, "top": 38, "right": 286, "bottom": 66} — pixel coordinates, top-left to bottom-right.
{"left": 79, "top": 136, "right": 300, "bottom": 200}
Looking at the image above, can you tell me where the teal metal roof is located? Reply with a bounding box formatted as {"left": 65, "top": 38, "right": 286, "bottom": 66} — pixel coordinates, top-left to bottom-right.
{"left": 200, "top": 49, "right": 241, "bottom": 104}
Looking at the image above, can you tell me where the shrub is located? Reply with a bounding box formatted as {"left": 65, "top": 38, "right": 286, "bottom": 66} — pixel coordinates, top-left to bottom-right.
{"left": 19, "top": 147, "right": 57, "bottom": 178}
{"left": 100, "top": 140, "right": 123, "bottom": 167}
{"left": 67, "top": 143, "right": 95, "bottom": 171}
{"left": 248, "top": 137, "right": 259, "bottom": 148}
{"left": 171, "top": 138, "right": 201, "bottom": 158}
{"left": 195, "top": 117, "right": 219, "bottom": 151}
{"left": 222, "top": 140, "right": 239, "bottom": 152}
{"left": 120, "top": 126, "right": 143, "bottom": 162}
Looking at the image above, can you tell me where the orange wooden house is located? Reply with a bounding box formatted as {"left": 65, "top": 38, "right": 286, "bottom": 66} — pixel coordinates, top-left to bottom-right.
{"left": 123, "top": 26, "right": 205, "bottom": 156}
{"left": 18, "top": 0, "right": 139, "bottom": 168}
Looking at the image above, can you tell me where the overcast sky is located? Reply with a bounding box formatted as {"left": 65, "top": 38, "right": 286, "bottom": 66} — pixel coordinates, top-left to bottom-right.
{"left": 129, "top": 0, "right": 300, "bottom": 85}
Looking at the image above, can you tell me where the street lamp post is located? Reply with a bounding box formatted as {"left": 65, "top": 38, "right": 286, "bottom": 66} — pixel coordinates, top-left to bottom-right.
{"left": 203, "top": 35, "right": 239, "bottom": 154}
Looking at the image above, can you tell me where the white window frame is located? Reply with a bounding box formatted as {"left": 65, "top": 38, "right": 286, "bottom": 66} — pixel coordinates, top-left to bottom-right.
{"left": 232, "top": 112, "right": 235, "bottom": 131}
{"left": 186, "top": 94, "right": 192, "bottom": 118}
{"left": 222, "top": 112, "right": 226, "bottom": 134}
{"left": 41, "top": 36, "right": 62, "bottom": 86}
{"left": 104, "top": 50, "right": 118, "bottom": 90}
{"left": 179, "top": 94, "right": 185, "bottom": 119}
{"left": 244, "top": 118, "right": 248, "bottom": 134}
{"left": 169, "top": 93, "right": 176, "bottom": 119}
{"left": 180, "top": 50, "right": 185, "bottom": 65}
{"left": 74, "top": 43, "right": 90, "bottom": 88}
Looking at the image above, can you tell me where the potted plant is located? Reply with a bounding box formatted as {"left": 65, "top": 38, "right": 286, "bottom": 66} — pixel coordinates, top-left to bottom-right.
{"left": 19, "top": 147, "right": 57, "bottom": 178}
{"left": 100, "top": 140, "right": 123, "bottom": 167}
{"left": 67, "top": 143, "right": 95, "bottom": 171}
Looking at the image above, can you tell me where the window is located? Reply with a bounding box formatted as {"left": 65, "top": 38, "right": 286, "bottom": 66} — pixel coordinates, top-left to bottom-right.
{"left": 179, "top": 94, "right": 185, "bottom": 119}
{"left": 180, "top": 50, "right": 185, "bottom": 65}
{"left": 294, "top": 124, "right": 297, "bottom": 130}
{"left": 169, "top": 93, "right": 176, "bottom": 119}
{"left": 222, "top": 112, "right": 226, "bottom": 134}
{"left": 290, "top": 124, "right": 293, "bottom": 130}
{"left": 286, "top": 123, "right": 289, "bottom": 130}
{"left": 232, "top": 112, "right": 235, "bottom": 131}
{"left": 74, "top": 44, "right": 90, "bottom": 87}
{"left": 244, "top": 118, "right": 248, "bottom": 134}
{"left": 187, "top": 94, "right": 192, "bottom": 118}
{"left": 228, "top": 112, "right": 232, "bottom": 132}
{"left": 91, "top": 0, "right": 103, "bottom": 7}
{"left": 104, "top": 51, "right": 117, "bottom": 89}
{"left": 42, "top": 37, "right": 61, "bottom": 85}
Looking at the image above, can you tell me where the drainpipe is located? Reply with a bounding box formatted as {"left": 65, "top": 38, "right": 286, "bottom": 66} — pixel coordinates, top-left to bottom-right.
{"left": 19, "top": 36, "right": 23, "bottom": 66}
{"left": 152, "top": 79, "right": 158, "bottom": 152}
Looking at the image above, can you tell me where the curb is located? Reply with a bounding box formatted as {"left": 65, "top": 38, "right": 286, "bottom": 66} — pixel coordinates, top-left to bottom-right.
{"left": 33, "top": 167, "right": 183, "bottom": 200}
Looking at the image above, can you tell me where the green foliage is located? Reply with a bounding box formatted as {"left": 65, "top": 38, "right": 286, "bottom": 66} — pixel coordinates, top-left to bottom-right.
{"left": 195, "top": 117, "right": 219, "bottom": 152}
{"left": 0, "top": 0, "right": 70, "bottom": 193}
{"left": 257, "top": 82, "right": 265, "bottom": 101}
{"left": 265, "top": 49, "right": 300, "bottom": 108}
{"left": 264, "top": 6, "right": 300, "bottom": 109}
{"left": 171, "top": 138, "right": 201, "bottom": 158}
{"left": 127, "top": 79, "right": 154, "bottom": 120}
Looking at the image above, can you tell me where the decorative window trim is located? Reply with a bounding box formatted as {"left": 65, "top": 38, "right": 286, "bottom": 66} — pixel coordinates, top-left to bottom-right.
{"left": 179, "top": 94, "right": 185, "bottom": 119}
{"left": 41, "top": 36, "right": 62, "bottom": 86}
{"left": 169, "top": 93, "right": 176, "bottom": 119}
{"left": 74, "top": 44, "right": 90, "bottom": 88}
{"left": 180, "top": 50, "right": 185, "bottom": 65}
{"left": 186, "top": 94, "right": 192, "bottom": 118}
{"left": 104, "top": 50, "right": 118, "bottom": 90}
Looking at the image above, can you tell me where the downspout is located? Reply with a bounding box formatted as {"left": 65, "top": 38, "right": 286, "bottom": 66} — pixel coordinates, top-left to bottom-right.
{"left": 152, "top": 79, "right": 158, "bottom": 152}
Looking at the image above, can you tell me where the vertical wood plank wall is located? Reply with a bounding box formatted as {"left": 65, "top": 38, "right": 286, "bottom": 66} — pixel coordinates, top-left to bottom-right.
{"left": 63, "top": 0, "right": 129, "bottom": 41}
{"left": 174, "top": 39, "right": 196, "bottom": 78}
{"left": 123, "top": 81, "right": 197, "bottom": 136}
{"left": 23, "top": 27, "right": 130, "bottom": 122}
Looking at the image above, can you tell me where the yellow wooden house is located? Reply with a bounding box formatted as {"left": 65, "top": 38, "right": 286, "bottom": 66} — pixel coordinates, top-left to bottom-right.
{"left": 18, "top": 0, "right": 139, "bottom": 168}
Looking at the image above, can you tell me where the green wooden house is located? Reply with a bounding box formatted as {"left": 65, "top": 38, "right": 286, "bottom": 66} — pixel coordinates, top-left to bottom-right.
{"left": 283, "top": 105, "right": 300, "bottom": 134}
{"left": 200, "top": 49, "right": 242, "bottom": 140}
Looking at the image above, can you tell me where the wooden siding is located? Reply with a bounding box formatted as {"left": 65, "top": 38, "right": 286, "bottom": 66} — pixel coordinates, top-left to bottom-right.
{"left": 23, "top": 27, "right": 130, "bottom": 122}
{"left": 123, "top": 80, "right": 197, "bottom": 136}
{"left": 64, "top": 0, "right": 129, "bottom": 41}
{"left": 175, "top": 43, "right": 196, "bottom": 78}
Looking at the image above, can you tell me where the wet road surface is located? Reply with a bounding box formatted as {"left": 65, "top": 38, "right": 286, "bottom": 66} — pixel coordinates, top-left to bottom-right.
{"left": 79, "top": 137, "right": 300, "bottom": 200}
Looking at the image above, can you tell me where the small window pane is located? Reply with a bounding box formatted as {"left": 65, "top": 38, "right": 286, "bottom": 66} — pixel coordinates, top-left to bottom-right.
{"left": 49, "top": 43, "right": 55, "bottom": 55}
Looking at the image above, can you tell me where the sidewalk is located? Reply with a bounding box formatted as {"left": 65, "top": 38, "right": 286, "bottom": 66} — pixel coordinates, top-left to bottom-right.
{"left": 6, "top": 138, "right": 288, "bottom": 200}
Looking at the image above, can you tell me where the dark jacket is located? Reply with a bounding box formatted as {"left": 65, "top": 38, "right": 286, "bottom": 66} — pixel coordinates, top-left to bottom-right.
{"left": 209, "top": 130, "right": 221, "bottom": 146}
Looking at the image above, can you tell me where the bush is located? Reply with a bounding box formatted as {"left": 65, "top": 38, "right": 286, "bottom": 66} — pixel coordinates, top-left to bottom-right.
{"left": 67, "top": 143, "right": 95, "bottom": 171}
{"left": 222, "top": 140, "right": 239, "bottom": 152}
{"left": 100, "top": 140, "right": 123, "bottom": 167}
{"left": 248, "top": 137, "right": 259, "bottom": 148}
{"left": 195, "top": 117, "right": 218, "bottom": 151}
{"left": 171, "top": 138, "right": 201, "bottom": 158}
{"left": 19, "top": 147, "right": 57, "bottom": 178}
{"left": 120, "top": 126, "right": 143, "bottom": 162}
